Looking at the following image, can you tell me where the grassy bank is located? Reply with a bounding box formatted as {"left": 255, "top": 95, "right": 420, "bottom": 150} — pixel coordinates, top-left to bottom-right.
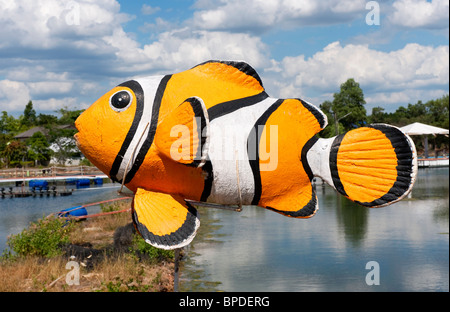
{"left": 0, "top": 201, "right": 175, "bottom": 292}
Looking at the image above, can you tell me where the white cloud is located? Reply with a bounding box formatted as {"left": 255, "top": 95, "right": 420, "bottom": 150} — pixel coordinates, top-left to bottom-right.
{"left": 27, "top": 81, "right": 74, "bottom": 97}
{"left": 191, "top": 0, "right": 367, "bottom": 32}
{"left": 365, "top": 88, "right": 448, "bottom": 107}
{"left": 278, "top": 42, "right": 449, "bottom": 92}
{"left": 0, "top": 0, "right": 129, "bottom": 51}
{"left": 141, "top": 4, "right": 160, "bottom": 15}
{"left": 265, "top": 42, "right": 449, "bottom": 112}
{"left": 0, "top": 0, "right": 447, "bottom": 117}
{"left": 107, "top": 28, "right": 270, "bottom": 74}
{"left": 0, "top": 80, "right": 31, "bottom": 112}
{"left": 0, "top": 0, "right": 132, "bottom": 113}
{"left": 389, "top": 0, "right": 449, "bottom": 29}
{"left": 33, "top": 97, "right": 80, "bottom": 112}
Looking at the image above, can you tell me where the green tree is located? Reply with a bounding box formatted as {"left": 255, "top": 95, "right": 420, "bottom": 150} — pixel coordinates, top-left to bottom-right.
{"left": 26, "top": 131, "right": 52, "bottom": 166}
{"left": 331, "top": 78, "right": 367, "bottom": 134}
{"left": 370, "top": 106, "right": 385, "bottom": 123}
{"left": 3, "top": 140, "right": 27, "bottom": 167}
{"left": 319, "top": 78, "right": 367, "bottom": 137}
{"left": 319, "top": 100, "right": 344, "bottom": 137}
{"left": 48, "top": 127, "right": 79, "bottom": 165}
{"left": 0, "top": 111, "right": 20, "bottom": 134}
{"left": 57, "top": 107, "right": 84, "bottom": 125}
{"left": 426, "top": 94, "right": 449, "bottom": 129}
{"left": 36, "top": 113, "right": 58, "bottom": 126}
{"left": 21, "top": 101, "right": 37, "bottom": 129}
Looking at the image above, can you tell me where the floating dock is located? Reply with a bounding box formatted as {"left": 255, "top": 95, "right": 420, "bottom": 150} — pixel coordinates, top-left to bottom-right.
{"left": 0, "top": 175, "right": 109, "bottom": 198}
{"left": 0, "top": 186, "right": 73, "bottom": 198}
{"left": 417, "top": 157, "right": 449, "bottom": 168}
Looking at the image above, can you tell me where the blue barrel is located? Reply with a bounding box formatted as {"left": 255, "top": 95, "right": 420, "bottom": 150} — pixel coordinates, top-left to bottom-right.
{"left": 93, "top": 177, "right": 103, "bottom": 185}
{"left": 65, "top": 178, "right": 78, "bottom": 185}
{"left": 76, "top": 178, "right": 91, "bottom": 188}
{"left": 29, "top": 180, "right": 48, "bottom": 188}
{"left": 59, "top": 206, "right": 88, "bottom": 218}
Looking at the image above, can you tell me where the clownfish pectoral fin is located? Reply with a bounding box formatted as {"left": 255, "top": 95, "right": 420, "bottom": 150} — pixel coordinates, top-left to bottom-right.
{"left": 306, "top": 124, "right": 417, "bottom": 208}
{"left": 131, "top": 188, "right": 200, "bottom": 250}
{"left": 155, "top": 97, "right": 209, "bottom": 167}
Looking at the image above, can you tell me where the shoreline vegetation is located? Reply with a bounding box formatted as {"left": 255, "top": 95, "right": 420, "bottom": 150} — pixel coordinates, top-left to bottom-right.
{"left": 0, "top": 201, "right": 176, "bottom": 292}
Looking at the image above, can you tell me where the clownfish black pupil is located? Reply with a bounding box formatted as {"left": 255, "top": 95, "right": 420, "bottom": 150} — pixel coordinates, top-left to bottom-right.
{"left": 111, "top": 91, "right": 131, "bottom": 109}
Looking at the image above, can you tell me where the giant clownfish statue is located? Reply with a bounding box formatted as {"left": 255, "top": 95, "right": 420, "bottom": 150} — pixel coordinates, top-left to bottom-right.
{"left": 75, "top": 60, "right": 417, "bottom": 250}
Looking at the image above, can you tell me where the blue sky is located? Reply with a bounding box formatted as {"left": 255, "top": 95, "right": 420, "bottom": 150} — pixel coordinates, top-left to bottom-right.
{"left": 0, "top": 0, "right": 448, "bottom": 117}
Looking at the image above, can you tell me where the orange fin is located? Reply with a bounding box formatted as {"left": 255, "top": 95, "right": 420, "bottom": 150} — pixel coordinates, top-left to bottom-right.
{"left": 263, "top": 186, "right": 319, "bottom": 219}
{"left": 307, "top": 124, "right": 417, "bottom": 208}
{"left": 191, "top": 60, "right": 265, "bottom": 93}
{"left": 131, "top": 188, "right": 200, "bottom": 250}
{"left": 155, "top": 97, "right": 209, "bottom": 167}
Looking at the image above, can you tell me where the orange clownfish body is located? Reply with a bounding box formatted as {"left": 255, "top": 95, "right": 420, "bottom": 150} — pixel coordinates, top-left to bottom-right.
{"left": 75, "top": 60, "right": 417, "bottom": 250}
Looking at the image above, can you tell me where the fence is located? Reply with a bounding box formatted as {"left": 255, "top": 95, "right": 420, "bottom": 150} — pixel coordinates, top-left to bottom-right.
{"left": 0, "top": 166, "right": 104, "bottom": 180}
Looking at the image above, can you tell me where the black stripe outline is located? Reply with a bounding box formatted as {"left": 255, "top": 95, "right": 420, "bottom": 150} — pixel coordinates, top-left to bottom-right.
{"left": 329, "top": 124, "right": 414, "bottom": 207}
{"left": 248, "top": 99, "right": 284, "bottom": 205}
{"left": 358, "top": 124, "right": 414, "bottom": 207}
{"left": 265, "top": 187, "right": 318, "bottom": 218}
{"left": 301, "top": 135, "right": 318, "bottom": 182}
{"left": 183, "top": 97, "right": 208, "bottom": 167}
{"left": 132, "top": 200, "right": 199, "bottom": 249}
{"left": 208, "top": 91, "right": 269, "bottom": 121}
{"left": 298, "top": 98, "right": 327, "bottom": 129}
{"left": 124, "top": 75, "right": 172, "bottom": 184}
{"left": 200, "top": 91, "right": 268, "bottom": 202}
{"left": 110, "top": 80, "right": 144, "bottom": 182}
{"left": 329, "top": 133, "right": 348, "bottom": 196}
{"left": 192, "top": 60, "right": 264, "bottom": 89}
{"left": 200, "top": 160, "right": 213, "bottom": 202}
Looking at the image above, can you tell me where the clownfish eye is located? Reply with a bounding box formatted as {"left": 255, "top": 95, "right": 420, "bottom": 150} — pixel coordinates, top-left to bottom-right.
{"left": 109, "top": 90, "right": 133, "bottom": 112}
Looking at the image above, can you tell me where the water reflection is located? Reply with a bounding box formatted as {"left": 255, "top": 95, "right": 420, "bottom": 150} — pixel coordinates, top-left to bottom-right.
{"left": 181, "top": 167, "right": 449, "bottom": 292}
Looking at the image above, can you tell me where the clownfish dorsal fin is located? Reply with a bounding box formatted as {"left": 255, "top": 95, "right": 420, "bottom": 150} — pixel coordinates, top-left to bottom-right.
{"left": 155, "top": 97, "right": 209, "bottom": 167}
{"left": 191, "top": 60, "right": 265, "bottom": 92}
{"left": 132, "top": 188, "right": 200, "bottom": 250}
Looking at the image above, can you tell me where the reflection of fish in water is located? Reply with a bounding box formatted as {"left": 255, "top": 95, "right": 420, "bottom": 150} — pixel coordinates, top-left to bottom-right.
{"left": 75, "top": 60, "right": 417, "bottom": 250}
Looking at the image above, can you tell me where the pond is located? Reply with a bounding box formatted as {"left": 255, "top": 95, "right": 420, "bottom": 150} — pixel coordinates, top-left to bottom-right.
{"left": 0, "top": 168, "right": 447, "bottom": 292}
{"left": 180, "top": 167, "right": 449, "bottom": 292}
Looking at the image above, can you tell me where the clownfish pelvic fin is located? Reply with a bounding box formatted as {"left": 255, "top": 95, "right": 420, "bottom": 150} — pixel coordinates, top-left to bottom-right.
{"left": 131, "top": 188, "right": 200, "bottom": 250}
{"left": 305, "top": 124, "right": 417, "bottom": 208}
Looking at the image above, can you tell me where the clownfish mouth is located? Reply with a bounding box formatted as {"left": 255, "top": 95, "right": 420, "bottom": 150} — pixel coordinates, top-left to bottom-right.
{"left": 74, "top": 116, "right": 83, "bottom": 149}
{"left": 73, "top": 132, "right": 80, "bottom": 149}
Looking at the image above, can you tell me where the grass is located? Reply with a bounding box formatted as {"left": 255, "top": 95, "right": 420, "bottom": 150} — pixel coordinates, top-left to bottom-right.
{"left": 0, "top": 200, "right": 176, "bottom": 292}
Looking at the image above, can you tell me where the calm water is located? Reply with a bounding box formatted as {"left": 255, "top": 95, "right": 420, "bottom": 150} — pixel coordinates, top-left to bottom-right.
{"left": 181, "top": 167, "right": 449, "bottom": 292}
{"left": 1, "top": 169, "right": 448, "bottom": 292}
{"left": 0, "top": 183, "right": 124, "bottom": 253}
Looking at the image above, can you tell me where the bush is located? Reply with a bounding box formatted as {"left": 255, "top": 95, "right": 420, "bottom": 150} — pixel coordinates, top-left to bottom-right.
{"left": 5, "top": 216, "right": 75, "bottom": 258}
{"left": 131, "top": 235, "right": 174, "bottom": 261}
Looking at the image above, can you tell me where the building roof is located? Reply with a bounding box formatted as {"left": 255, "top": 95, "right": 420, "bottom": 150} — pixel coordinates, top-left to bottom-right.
{"left": 400, "top": 122, "right": 449, "bottom": 136}
{"left": 13, "top": 125, "right": 76, "bottom": 140}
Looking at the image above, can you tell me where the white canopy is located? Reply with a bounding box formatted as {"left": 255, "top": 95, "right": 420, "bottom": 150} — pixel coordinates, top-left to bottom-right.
{"left": 400, "top": 122, "right": 449, "bottom": 136}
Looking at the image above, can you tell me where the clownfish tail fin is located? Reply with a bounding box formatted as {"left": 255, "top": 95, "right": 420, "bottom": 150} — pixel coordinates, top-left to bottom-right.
{"left": 306, "top": 124, "right": 417, "bottom": 207}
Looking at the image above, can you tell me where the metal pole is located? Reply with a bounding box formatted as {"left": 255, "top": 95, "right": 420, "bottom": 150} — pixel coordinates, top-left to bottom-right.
{"left": 174, "top": 248, "right": 180, "bottom": 292}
